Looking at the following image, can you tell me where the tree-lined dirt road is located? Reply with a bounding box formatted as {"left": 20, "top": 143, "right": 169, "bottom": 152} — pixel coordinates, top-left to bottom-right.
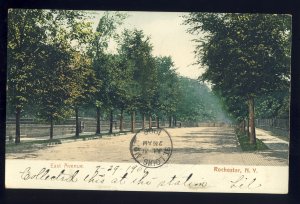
{"left": 6, "top": 127, "right": 288, "bottom": 166}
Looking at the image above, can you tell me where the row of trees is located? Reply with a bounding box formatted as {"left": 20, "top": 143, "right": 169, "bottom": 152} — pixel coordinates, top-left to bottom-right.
{"left": 7, "top": 9, "right": 223, "bottom": 144}
{"left": 8, "top": 9, "right": 100, "bottom": 143}
{"left": 184, "top": 13, "right": 291, "bottom": 144}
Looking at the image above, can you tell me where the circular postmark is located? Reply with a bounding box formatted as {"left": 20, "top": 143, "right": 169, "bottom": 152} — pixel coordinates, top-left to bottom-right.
{"left": 130, "top": 128, "right": 173, "bottom": 168}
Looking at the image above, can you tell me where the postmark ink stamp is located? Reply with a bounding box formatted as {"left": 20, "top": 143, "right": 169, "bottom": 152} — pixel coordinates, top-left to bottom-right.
{"left": 130, "top": 128, "right": 173, "bottom": 168}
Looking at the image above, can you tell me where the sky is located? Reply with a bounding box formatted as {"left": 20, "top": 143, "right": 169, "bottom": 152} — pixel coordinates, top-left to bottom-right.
{"left": 87, "top": 11, "right": 204, "bottom": 79}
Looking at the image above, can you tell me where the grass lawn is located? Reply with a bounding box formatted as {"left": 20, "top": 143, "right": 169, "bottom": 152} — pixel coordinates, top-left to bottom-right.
{"left": 5, "top": 134, "right": 97, "bottom": 154}
{"left": 5, "top": 130, "right": 132, "bottom": 154}
{"left": 236, "top": 132, "right": 269, "bottom": 151}
{"left": 5, "top": 138, "right": 62, "bottom": 154}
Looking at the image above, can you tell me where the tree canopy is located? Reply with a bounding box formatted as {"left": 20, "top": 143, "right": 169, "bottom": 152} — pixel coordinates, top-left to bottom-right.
{"left": 184, "top": 13, "right": 291, "bottom": 144}
{"left": 9, "top": 10, "right": 278, "bottom": 144}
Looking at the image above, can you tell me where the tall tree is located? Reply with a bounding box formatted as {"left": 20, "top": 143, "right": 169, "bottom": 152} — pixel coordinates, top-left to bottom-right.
{"left": 184, "top": 13, "right": 291, "bottom": 144}
{"left": 7, "top": 9, "right": 52, "bottom": 143}
{"left": 33, "top": 10, "right": 93, "bottom": 139}
{"left": 96, "top": 54, "right": 123, "bottom": 134}
{"left": 155, "top": 56, "right": 180, "bottom": 127}
{"left": 113, "top": 55, "right": 134, "bottom": 132}
{"left": 89, "top": 12, "right": 126, "bottom": 134}
{"left": 8, "top": 9, "right": 95, "bottom": 141}
{"left": 67, "top": 52, "right": 98, "bottom": 137}
{"left": 34, "top": 44, "right": 73, "bottom": 139}
{"left": 118, "top": 29, "right": 157, "bottom": 130}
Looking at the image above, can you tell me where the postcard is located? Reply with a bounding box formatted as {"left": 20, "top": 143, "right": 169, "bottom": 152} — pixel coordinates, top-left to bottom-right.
{"left": 5, "top": 9, "right": 291, "bottom": 194}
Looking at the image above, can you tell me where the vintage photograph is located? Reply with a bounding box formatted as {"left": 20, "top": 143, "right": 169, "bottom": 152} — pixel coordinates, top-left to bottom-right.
{"left": 5, "top": 9, "right": 291, "bottom": 193}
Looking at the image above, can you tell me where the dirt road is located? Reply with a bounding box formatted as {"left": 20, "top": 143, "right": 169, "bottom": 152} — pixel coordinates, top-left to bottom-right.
{"left": 6, "top": 127, "right": 288, "bottom": 166}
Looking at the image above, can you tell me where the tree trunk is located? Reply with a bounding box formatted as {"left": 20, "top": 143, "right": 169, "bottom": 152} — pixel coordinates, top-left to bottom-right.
{"left": 247, "top": 118, "right": 250, "bottom": 138}
{"left": 174, "top": 116, "right": 177, "bottom": 127}
{"left": 96, "top": 106, "right": 101, "bottom": 135}
{"left": 109, "top": 110, "right": 113, "bottom": 134}
{"left": 142, "top": 113, "right": 146, "bottom": 130}
{"left": 119, "top": 109, "right": 124, "bottom": 132}
{"left": 50, "top": 117, "right": 53, "bottom": 140}
{"left": 169, "top": 116, "right": 172, "bottom": 128}
{"left": 15, "top": 107, "right": 21, "bottom": 144}
{"left": 156, "top": 117, "right": 160, "bottom": 128}
{"left": 75, "top": 107, "right": 79, "bottom": 137}
{"left": 149, "top": 115, "right": 152, "bottom": 129}
{"left": 248, "top": 96, "right": 256, "bottom": 145}
{"left": 131, "top": 111, "right": 135, "bottom": 133}
{"left": 241, "top": 119, "right": 245, "bottom": 134}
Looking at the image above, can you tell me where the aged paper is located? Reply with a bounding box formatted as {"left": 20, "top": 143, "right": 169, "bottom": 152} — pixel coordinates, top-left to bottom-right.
{"left": 6, "top": 10, "right": 290, "bottom": 194}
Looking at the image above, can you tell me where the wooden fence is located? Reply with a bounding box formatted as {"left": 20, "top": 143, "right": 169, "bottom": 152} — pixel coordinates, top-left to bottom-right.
{"left": 255, "top": 118, "right": 289, "bottom": 131}
{"left": 6, "top": 117, "right": 232, "bottom": 140}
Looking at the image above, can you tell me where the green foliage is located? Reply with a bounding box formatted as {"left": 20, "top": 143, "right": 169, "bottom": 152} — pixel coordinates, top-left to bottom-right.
{"left": 255, "top": 91, "right": 289, "bottom": 119}
{"left": 7, "top": 9, "right": 97, "bottom": 123}
{"left": 33, "top": 43, "right": 74, "bottom": 122}
{"left": 7, "top": 9, "right": 48, "bottom": 112}
{"left": 94, "top": 54, "right": 124, "bottom": 111}
{"left": 184, "top": 13, "right": 291, "bottom": 121}
{"left": 155, "top": 56, "right": 180, "bottom": 117}
{"left": 89, "top": 12, "right": 127, "bottom": 113}
{"left": 215, "top": 90, "right": 248, "bottom": 122}
{"left": 88, "top": 11, "right": 126, "bottom": 58}
{"left": 33, "top": 10, "right": 93, "bottom": 122}
{"left": 118, "top": 29, "right": 158, "bottom": 114}
{"left": 67, "top": 52, "right": 98, "bottom": 109}
{"left": 175, "top": 77, "right": 226, "bottom": 122}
